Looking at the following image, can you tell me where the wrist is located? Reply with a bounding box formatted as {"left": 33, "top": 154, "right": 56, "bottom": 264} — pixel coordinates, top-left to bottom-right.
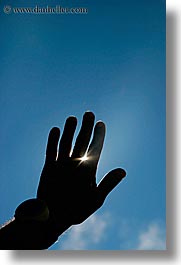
{"left": 0, "top": 198, "right": 71, "bottom": 249}
{"left": 14, "top": 198, "right": 70, "bottom": 249}
{"left": 13, "top": 218, "right": 59, "bottom": 249}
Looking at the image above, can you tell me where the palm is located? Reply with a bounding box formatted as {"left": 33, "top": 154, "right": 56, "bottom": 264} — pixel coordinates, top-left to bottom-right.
{"left": 37, "top": 112, "right": 126, "bottom": 227}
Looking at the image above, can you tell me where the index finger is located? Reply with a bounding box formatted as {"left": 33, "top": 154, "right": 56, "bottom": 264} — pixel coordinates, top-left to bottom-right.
{"left": 87, "top": 121, "right": 106, "bottom": 167}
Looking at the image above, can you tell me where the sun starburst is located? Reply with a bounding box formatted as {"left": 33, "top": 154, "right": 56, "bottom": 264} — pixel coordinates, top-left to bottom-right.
{"left": 80, "top": 155, "right": 88, "bottom": 162}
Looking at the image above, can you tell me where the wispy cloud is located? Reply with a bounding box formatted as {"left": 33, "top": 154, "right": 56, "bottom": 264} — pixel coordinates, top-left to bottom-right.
{"left": 118, "top": 219, "right": 166, "bottom": 250}
{"left": 58, "top": 212, "right": 110, "bottom": 250}
{"left": 57, "top": 216, "right": 166, "bottom": 250}
{"left": 137, "top": 222, "right": 166, "bottom": 250}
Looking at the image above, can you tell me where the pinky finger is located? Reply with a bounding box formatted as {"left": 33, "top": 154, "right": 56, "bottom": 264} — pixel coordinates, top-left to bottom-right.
{"left": 45, "top": 127, "right": 60, "bottom": 163}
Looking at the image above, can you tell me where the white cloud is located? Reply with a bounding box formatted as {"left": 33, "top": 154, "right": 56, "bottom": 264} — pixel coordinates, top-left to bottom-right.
{"left": 137, "top": 222, "right": 166, "bottom": 250}
{"left": 118, "top": 219, "right": 166, "bottom": 250}
{"left": 58, "top": 212, "right": 110, "bottom": 250}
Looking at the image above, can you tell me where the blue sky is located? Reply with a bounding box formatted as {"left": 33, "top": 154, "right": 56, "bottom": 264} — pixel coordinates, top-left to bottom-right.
{"left": 0, "top": 0, "right": 166, "bottom": 250}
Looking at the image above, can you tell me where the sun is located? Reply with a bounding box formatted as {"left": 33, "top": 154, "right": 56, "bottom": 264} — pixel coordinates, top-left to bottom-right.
{"left": 80, "top": 154, "right": 88, "bottom": 162}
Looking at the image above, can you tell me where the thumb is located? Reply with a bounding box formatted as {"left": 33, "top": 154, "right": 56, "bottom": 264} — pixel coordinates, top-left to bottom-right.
{"left": 97, "top": 168, "right": 126, "bottom": 201}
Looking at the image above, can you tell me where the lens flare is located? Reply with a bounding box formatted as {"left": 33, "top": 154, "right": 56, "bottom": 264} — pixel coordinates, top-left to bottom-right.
{"left": 81, "top": 155, "right": 88, "bottom": 161}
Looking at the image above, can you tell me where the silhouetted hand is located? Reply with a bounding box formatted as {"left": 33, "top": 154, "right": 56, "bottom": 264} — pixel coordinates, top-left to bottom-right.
{"left": 37, "top": 112, "right": 126, "bottom": 230}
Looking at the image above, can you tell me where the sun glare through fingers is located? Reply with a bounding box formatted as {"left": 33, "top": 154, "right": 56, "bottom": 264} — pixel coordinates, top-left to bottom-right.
{"left": 80, "top": 154, "right": 88, "bottom": 162}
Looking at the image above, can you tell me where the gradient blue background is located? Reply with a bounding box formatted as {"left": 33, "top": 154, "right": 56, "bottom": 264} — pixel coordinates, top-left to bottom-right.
{"left": 0, "top": 0, "right": 166, "bottom": 250}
